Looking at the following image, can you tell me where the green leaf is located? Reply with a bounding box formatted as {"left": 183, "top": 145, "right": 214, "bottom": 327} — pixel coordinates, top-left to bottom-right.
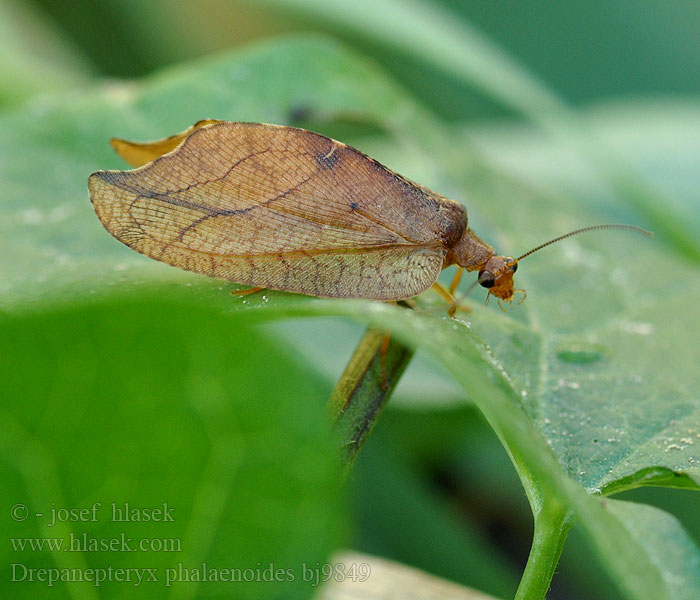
{"left": 577, "top": 497, "right": 700, "bottom": 600}
{"left": 451, "top": 117, "right": 700, "bottom": 494}
{"left": 1, "top": 300, "right": 343, "bottom": 600}
{"left": 2, "top": 35, "right": 699, "bottom": 599}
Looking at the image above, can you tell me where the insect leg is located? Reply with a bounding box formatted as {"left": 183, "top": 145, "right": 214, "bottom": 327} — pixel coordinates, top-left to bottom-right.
{"left": 230, "top": 286, "right": 264, "bottom": 297}
{"left": 448, "top": 267, "right": 464, "bottom": 295}
{"left": 431, "top": 282, "right": 472, "bottom": 317}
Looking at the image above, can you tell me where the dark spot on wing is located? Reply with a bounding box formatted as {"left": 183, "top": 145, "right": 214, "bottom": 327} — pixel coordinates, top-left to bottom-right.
{"left": 316, "top": 144, "right": 340, "bottom": 169}
{"left": 350, "top": 202, "right": 359, "bottom": 211}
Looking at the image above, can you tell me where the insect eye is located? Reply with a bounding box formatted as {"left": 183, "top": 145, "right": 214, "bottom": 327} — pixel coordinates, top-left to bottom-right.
{"left": 478, "top": 270, "right": 495, "bottom": 288}
{"left": 509, "top": 262, "right": 518, "bottom": 273}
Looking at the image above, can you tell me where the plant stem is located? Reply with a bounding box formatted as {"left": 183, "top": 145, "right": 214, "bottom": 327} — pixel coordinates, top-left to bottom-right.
{"left": 516, "top": 501, "right": 575, "bottom": 600}
{"left": 330, "top": 326, "right": 414, "bottom": 471}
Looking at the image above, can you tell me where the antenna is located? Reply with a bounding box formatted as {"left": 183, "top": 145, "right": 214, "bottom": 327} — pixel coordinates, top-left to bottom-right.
{"left": 515, "top": 224, "right": 653, "bottom": 263}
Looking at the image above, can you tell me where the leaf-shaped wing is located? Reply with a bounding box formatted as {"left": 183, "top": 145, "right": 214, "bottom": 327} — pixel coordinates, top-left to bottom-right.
{"left": 89, "top": 122, "right": 464, "bottom": 299}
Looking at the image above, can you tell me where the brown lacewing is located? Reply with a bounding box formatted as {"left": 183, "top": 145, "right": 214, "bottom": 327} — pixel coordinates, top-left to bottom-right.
{"left": 88, "top": 120, "right": 651, "bottom": 308}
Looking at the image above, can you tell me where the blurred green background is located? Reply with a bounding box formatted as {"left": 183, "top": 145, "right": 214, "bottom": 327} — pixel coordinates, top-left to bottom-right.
{"left": 2, "top": 1, "right": 699, "bottom": 599}
{"left": 9, "top": 0, "right": 700, "bottom": 113}
{"left": 16, "top": 0, "right": 700, "bottom": 116}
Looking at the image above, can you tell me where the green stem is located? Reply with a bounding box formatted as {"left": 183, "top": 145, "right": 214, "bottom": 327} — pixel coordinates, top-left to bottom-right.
{"left": 330, "top": 326, "right": 414, "bottom": 471}
{"left": 516, "top": 501, "right": 575, "bottom": 600}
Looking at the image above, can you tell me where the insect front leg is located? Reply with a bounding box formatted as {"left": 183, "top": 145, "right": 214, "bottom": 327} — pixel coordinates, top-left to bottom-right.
{"left": 431, "top": 282, "right": 472, "bottom": 317}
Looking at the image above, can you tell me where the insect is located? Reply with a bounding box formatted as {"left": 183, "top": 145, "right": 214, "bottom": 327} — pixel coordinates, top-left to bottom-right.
{"left": 89, "top": 120, "right": 650, "bottom": 311}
